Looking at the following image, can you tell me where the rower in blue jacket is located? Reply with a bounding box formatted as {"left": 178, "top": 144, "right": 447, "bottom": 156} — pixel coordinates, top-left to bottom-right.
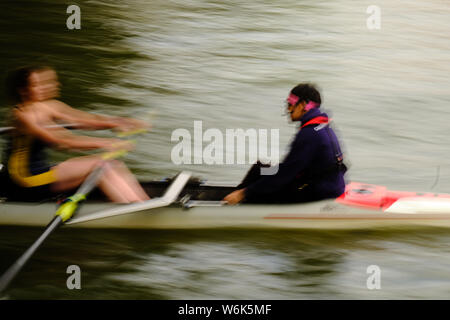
{"left": 224, "top": 83, "right": 347, "bottom": 204}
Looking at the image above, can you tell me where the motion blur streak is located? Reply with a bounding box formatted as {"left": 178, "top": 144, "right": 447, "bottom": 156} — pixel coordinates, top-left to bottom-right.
{"left": 0, "top": 0, "right": 450, "bottom": 299}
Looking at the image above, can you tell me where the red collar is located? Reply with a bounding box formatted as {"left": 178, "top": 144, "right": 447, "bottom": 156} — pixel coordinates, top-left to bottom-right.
{"left": 301, "top": 116, "right": 329, "bottom": 128}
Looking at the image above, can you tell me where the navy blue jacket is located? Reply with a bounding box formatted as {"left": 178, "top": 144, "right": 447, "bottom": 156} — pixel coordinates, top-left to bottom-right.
{"left": 245, "top": 108, "right": 346, "bottom": 202}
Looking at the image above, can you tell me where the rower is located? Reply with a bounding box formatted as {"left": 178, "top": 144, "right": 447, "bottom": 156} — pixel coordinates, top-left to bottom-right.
{"left": 2, "top": 65, "right": 150, "bottom": 203}
{"left": 224, "top": 83, "right": 347, "bottom": 204}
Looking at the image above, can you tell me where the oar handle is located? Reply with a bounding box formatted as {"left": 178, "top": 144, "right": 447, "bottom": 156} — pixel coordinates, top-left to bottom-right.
{"left": 0, "top": 123, "right": 80, "bottom": 135}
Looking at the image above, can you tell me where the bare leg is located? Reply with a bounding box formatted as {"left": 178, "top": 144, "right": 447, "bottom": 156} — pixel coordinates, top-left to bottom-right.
{"left": 108, "top": 160, "right": 150, "bottom": 200}
{"left": 51, "top": 155, "right": 149, "bottom": 203}
{"left": 97, "top": 161, "right": 149, "bottom": 202}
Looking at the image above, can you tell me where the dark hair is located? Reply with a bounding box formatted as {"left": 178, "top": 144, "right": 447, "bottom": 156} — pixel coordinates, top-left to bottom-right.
{"left": 290, "top": 83, "right": 321, "bottom": 105}
{"left": 5, "top": 66, "right": 52, "bottom": 104}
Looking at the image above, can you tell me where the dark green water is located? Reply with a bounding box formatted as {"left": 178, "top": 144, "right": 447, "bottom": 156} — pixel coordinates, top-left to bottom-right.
{"left": 1, "top": 0, "right": 450, "bottom": 299}
{"left": 2, "top": 226, "right": 450, "bottom": 299}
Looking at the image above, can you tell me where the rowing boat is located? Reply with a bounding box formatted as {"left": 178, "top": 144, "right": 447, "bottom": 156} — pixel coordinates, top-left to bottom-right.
{"left": 2, "top": 174, "right": 450, "bottom": 229}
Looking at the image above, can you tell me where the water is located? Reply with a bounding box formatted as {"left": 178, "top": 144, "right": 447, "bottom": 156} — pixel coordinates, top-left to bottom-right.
{"left": 1, "top": 0, "right": 450, "bottom": 299}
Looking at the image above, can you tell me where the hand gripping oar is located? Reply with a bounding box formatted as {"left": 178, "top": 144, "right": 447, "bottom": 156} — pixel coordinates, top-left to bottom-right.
{"left": 0, "top": 148, "right": 130, "bottom": 293}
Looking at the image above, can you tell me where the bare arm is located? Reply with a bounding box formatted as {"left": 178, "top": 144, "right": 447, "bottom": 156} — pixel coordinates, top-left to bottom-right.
{"left": 13, "top": 106, "right": 121, "bottom": 151}
{"left": 47, "top": 100, "right": 150, "bottom": 132}
{"left": 46, "top": 100, "right": 122, "bottom": 130}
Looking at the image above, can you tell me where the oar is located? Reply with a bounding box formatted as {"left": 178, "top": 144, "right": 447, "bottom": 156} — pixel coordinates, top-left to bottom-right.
{"left": 0, "top": 148, "right": 129, "bottom": 293}
{"left": 0, "top": 110, "right": 158, "bottom": 134}
{"left": 0, "top": 123, "right": 80, "bottom": 134}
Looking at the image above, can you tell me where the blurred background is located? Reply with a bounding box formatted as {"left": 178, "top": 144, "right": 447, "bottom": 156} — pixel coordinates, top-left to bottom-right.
{"left": 1, "top": 0, "right": 450, "bottom": 299}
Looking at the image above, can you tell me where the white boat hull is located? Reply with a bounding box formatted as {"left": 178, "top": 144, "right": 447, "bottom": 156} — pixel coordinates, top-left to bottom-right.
{"left": 2, "top": 199, "right": 450, "bottom": 229}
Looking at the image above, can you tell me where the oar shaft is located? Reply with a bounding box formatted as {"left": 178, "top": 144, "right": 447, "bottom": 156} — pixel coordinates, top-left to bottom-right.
{"left": 0, "top": 126, "right": 14, "bottom": 134}
{"left": 0, "top": 123, "right": 80, "bottom": 134}
{"left": 0, "top": 216, "right": 62, "bottom": 293}
{"left": 76, "top": 164, "right": 106, "bottom": 196}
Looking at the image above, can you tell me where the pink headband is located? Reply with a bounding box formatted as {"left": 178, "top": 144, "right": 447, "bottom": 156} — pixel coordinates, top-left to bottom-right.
{"left": 304, "top": 101, "right": 319, "bottom": 111}
{"left": 287, "top": 93, "right": 319, "bottom": 110}
{"left": 287, "top": 93, "right": 299, "bottom": 106}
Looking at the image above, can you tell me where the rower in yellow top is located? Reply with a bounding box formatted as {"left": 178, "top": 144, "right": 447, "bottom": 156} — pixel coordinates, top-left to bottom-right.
{"left": 2, "top": 66, "right": 150, "bottom": 202}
